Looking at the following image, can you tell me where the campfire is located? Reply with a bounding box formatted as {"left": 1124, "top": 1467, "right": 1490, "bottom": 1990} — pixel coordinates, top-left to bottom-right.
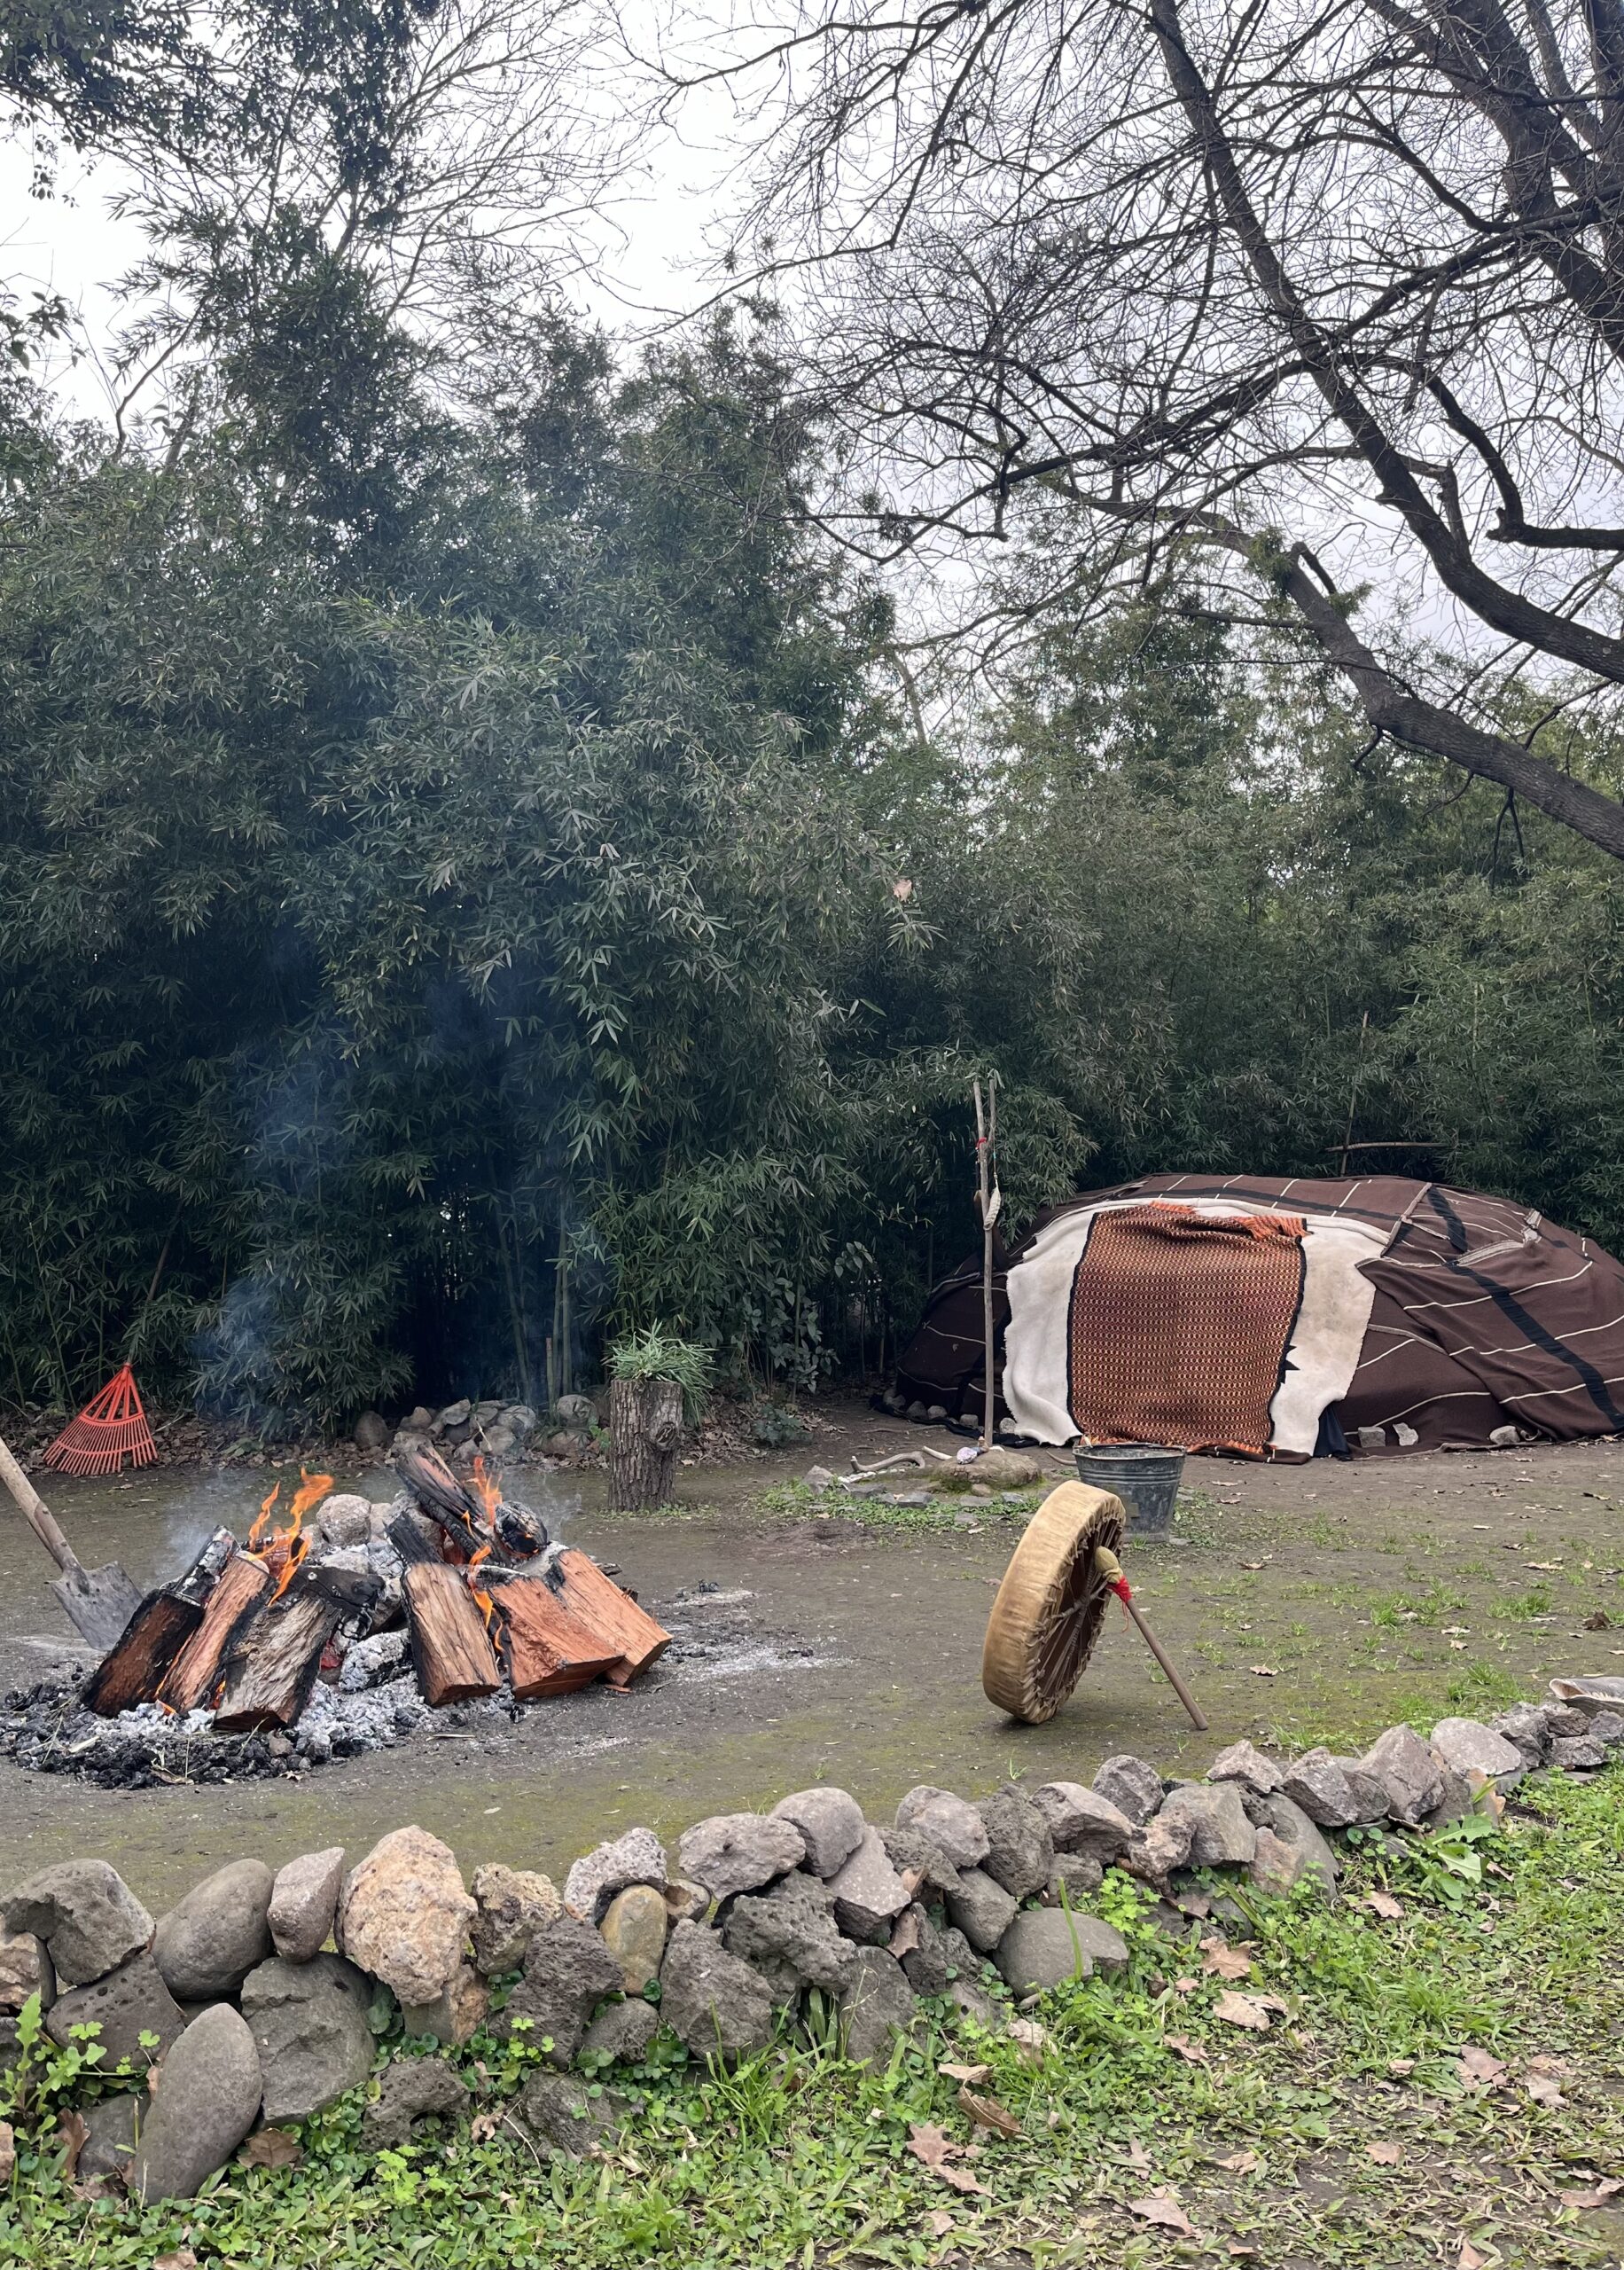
{"left": 74, "top": 1444, "right": 669, "bottom": 1737}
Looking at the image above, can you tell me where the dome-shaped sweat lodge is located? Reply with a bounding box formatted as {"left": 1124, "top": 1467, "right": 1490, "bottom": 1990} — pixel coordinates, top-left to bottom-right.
{"left": 891, "top": 1175, "right": 1624, "bottom": 1458}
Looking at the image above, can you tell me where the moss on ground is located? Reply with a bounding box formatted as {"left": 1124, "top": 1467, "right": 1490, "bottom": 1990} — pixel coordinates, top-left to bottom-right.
{"left": 5, "top": 1769, "right": 1622, "bottom": 2268}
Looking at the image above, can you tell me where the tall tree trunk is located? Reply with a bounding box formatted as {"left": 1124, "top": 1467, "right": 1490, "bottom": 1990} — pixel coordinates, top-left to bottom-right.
{"left": 608, "top": 1377, "right": 684, "bottom": 1511}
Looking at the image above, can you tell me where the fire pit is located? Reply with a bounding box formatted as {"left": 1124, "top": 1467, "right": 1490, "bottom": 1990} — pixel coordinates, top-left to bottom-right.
{"left": 1, "top": 1446, "right": 670, "bottom": 1788}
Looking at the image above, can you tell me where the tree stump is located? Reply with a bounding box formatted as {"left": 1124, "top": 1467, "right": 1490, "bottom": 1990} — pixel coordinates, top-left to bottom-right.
{"left": 607, "top": 1377, "right": 684, "bottom": 1511}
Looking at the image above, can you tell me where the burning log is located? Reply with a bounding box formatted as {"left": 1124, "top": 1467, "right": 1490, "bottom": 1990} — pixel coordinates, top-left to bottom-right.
{"left": 393, "top": 1443, "right": 547, "bottom": 1562}
{"left": 158, "top": 1551, "right": 272, "bottom": 1712}
{"left": 488, "top": 1573, "right": 621, "bottom": 1699}
{"left": 213, "top": 1563, "right": 381, "bottom": 1734}
{"left": 402, "top": 1564, "right": 502, "bottom": 1705}
{"left": 82, "top": 1528, "right": 238, "bottom": 1717}
{"left": 543, "top": 1547, "right": 671, "bottom": 1688}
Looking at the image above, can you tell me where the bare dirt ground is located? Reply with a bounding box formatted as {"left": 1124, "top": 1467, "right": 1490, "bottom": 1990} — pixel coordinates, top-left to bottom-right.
{"left": 4, "top": 1399, "right": 1620, "bottom": 1908}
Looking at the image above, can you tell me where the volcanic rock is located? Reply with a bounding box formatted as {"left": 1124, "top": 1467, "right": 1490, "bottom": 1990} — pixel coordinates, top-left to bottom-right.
{"left": 1487, "top": 1702, "right": 1553, "bottom": 1766}
{"left": 659, "top": 1921, "right": 776, "bottom": 2061}
{"left": 152, "top": 1859, "right": 274, "bottom": 2001}
{"left": 1092, "top": 1755, "right": 1165, "bottom": 1826}
{"left": 1206, "top": 1740, "right": 1285, "bottom": 1795}
{"left": 677, "top": 1814, "right": 806, "bottom": 1904}
{"left": 1280, "top": 1749, "right": 1360, "bottom": 1828}
{"left": 945, "top": 1867, "right": 1019, "bottom": 1953}
{"left": 129, "top": 2004, "right": 262, "bottom": 2203}
{"left": 1248, "top": 1794, "right": 1339, "bottom": 1898}
{"left": 339, "top": 1827, "right": 474, "bottom": 2006}
{"left": 565, "top": 1828, "right": 666, "bottom": 1924}
{"left": 769, "top": 1787, "right": 865, "bottom": 1878}
{"left": 838, "top": 1948, "right": 919, "bottom": 2066}
{"left": 519, "top": 2070, "right": 627, "bottom": 2157}
{"left": 1158, "top": 1781, "right": 1257, "bottom": 1867}
{"left": 47, "top": 1950, "right": 185, "bottom": 2070}
{"left": 1046, "top": 1854, "right": 1105, "bottom": 1903}
{"left": 1360, "top": 1726, "right": 1445, "bottom": 1825}
{"left": 470, "top": 1863, "right": 562, "bottom": 1975}
{"left": 316, "top": 1493, "right": 376, "bottom": 1546}
{"left": 402, "top": 1961, "right": 489, "bottom": 2047}
{"left": 1550, "top": 1734, "right": 1607, "bottom": 1770}
{"left": 1029, "top": 1781, "right": 1136, "bottom": 1858}
{"left": 899, "top": 1913, "right": 977, "bottom": 1998}
{"left": 878, "top": 1827, "right": 963, "bottom": 1899}
{"left": 894, "top": 1785, "right": 991, "bottom": 1869}
{"left": 1123, "top": 1811, "right": 1196, "bottom": 1884}
{"left": 598, "top": 1885, "right": 668, "bottom": 1992}
{"left": 994, "top": 1909, "right": 1128, "bottom": 1992}
{"left": 2, "top": 1859, "right": 153, "bottom": 1987}
{"left": 241, "top": 1953, "right": 374, "bottom": 2121}
{"left": 723, "top": 1875, "right": 858, "bottom": 2000}
{"left": 78, "top": 2093, "right": 140, "bottom": 2186}
{"left": 581, "top": 1996, "right": 660, "bottom": 2064}
{"left": 269, "top": 1848, "right": 346, "bottom": 1964}
{"left": 1328, "top": 1759, "right": 1394, "bottom": 1821}
{"left": 0, "top": 1928, "right": 51, "bottom": 2014}
{"left": 353, "top": 1413, "right": 392, "bottom": 1452}
{"left": 501, "top": 1914, "right": 624, "bottom": 2065}
{"left": 827, "top": 1827, "right": 910, "bottom": 1943}
{"left": 976, "top": 1789, "right": 1055, "bottom": 1899}
{"left": 1429, "top": 1718, "right": 1526, "bottom": 1788}
{"left": 362, "top": 2055, "right": 465, "bottom": 2148}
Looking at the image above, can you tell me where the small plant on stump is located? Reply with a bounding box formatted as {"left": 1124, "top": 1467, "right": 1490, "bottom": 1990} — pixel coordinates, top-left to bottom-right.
{"left": 605, "top": 1328, "right": 712, "bottom": 1511}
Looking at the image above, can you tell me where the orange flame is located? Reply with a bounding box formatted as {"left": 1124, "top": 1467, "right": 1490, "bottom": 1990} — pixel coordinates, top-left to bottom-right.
{"left": 247, "top": 1483, "right": 280, "bottom": 1551}
{"left": 467, "top": 1539, "right": 496, "bottom": 1636}
{"left": 246, "top": 1467, "right": 332, "bottom": 1601}
{"left": 469, "top": 1455, "right": 502, "bottom": 1526}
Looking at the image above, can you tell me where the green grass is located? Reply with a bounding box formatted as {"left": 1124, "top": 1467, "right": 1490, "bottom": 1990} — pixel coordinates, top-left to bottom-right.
{"left": 749, "top": 1478, "right": 1042, "bottom": 1534}
{"left": 6, "top": 1772, "right": 1624, "bottom": 2267}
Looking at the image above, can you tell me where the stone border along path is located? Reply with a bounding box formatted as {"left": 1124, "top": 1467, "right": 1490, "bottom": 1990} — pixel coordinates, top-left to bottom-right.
{"left": 1, "top": 1680, "right": 1619, "bottom": 2203}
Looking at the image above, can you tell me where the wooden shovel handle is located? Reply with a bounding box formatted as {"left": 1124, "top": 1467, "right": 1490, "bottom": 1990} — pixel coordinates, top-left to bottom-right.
{"left": 0, "top": 1435, "right": 83, "bottom": 1575}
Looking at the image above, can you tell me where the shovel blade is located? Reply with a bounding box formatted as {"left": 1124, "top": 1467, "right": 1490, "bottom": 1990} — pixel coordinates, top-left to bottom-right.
{"left": 51, "top": 1565, "right": 144, "bottom": 1654}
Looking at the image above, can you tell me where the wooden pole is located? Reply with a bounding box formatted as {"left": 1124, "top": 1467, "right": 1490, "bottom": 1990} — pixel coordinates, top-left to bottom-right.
{"left": 1092, "top": 1546, "right": 1207, "bottom": 1731}
{"left": 973, "top": 1074, "right": 1000, "bottom": 1450}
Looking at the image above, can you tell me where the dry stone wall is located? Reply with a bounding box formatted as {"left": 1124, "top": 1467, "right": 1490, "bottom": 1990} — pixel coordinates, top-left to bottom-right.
{"left": 1, "top": 1683, "right": 1618, "bottom": 2203}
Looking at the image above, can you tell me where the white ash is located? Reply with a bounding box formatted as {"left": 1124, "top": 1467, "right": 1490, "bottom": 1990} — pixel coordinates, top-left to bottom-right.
{"left": 293, "top": 1674, "right": 433, "bottom": 1761}
{"left": 339, "top": 1629, "right": 409, "bottom": 1692}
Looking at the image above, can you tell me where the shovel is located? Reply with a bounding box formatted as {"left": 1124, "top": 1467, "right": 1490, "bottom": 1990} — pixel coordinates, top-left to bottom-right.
{"left": 0, "top": 1433, "right": 144, "bottom": 1650}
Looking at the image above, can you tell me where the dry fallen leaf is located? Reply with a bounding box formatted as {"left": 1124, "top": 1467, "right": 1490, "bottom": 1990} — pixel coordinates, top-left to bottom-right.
{"left": 1173, "top": 1975, "right": 1201, "bottom": 1996}
{"left": 1583, "top": 1609, "right": 1613, "bottom": 1631}
{"left": 1525, "top": 1560, "right": 1561, "bottom": 1571}
{"left": 1006, "top": 2017, "right": 1047, "bottom": 2065}
{"left": 1202, "top": 1938, "right": 1254, "bottom": 1982}
{"left": 957, "top": 2086, "right": 1022, "bottom": 2141}
{"left": 890, "top": 1907, "right": 924, "bottom": 1960}
{"left": 1456, "top": 2243, "right": 1487, "bottom": 2270}
{"left": 1363, "top": 1890, "right": 1404, "bottom": 1920}
{"left": 1525, "top": 2073, "right": 1565, "bottom": 2109}
{"left": 1165, "top": 2033, "right": 1210, "bottom": 2063}
{"left": 470, "top": 2110, "right": 502, "bottom": 2142}
{"left": 1216, "top": 2149, "right": 1261, "bottom": 2175}
{"left": 1247, "top": 1664, "right": 1278, "bottom": 1678}
{"left": 1129, "top": 2194, "right": 1198, "bottom": 2238}
{"left": 1456, "top": 2046, "right": 1508, "bottom": 2089}
{"left": 56, "top": 2110, "right": 88, "bottom": 2183}
{"left": 893, "top": 878, "right": 915, "bottom": 901}
{"left": 1214, "top": 1991, "right": 1274, "bottom": 2031}
{"left": 0, "top": 2122, "right": 12, "bottom": 2186}
{"left": 1388, "top": 2056, "right": 1416, "bottom": 2077}
{"left": 922, "top": 2208, "right": 956, "bottom": 2239}
{"left": 1124, "top": 2139, "right": 1154, "bottom": 2172}
{"left": 239, "top": 2126, "right": 304, "bottom": 2170}
{"left": 908, "top": 2123, "right": 990, "bottom": 2198}
{"left": 1367, "top": 2141, "right": 1402, "bottom": 2165}
{"left": 1560, "top": 2178, "right": 1624, "bottom": 2210}
{"left": 153, "top": 2254, "right": 199, "bottom": 2270}
{"left": 939, "top": 2061, "right": 990, "bottom": 2086}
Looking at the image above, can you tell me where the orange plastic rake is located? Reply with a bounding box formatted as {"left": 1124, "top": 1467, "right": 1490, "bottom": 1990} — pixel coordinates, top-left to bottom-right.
{"left": 43, "top": 1361, "right": 158, "bottom": 1476}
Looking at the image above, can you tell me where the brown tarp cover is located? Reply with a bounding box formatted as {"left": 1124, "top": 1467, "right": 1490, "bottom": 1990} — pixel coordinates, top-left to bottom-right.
{"left": 893, "top": 1173, "right": 1624, "bottom": 1454}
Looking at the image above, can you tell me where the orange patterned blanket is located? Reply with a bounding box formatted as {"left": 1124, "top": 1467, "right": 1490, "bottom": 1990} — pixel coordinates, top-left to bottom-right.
{"left": 1066, "top": 1203, "right": 1307, "bottom": 1456}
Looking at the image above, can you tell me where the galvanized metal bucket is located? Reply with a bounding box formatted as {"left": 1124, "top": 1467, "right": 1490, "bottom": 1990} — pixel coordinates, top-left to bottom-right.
{"left": 1073, "top": 1443, "right": 1186, "bottom": 1536}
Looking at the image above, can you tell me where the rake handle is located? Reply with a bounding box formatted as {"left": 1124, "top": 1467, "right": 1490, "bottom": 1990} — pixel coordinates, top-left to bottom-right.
{"left": 0, "top": 1435, "right": 84, "bottom": 1576}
